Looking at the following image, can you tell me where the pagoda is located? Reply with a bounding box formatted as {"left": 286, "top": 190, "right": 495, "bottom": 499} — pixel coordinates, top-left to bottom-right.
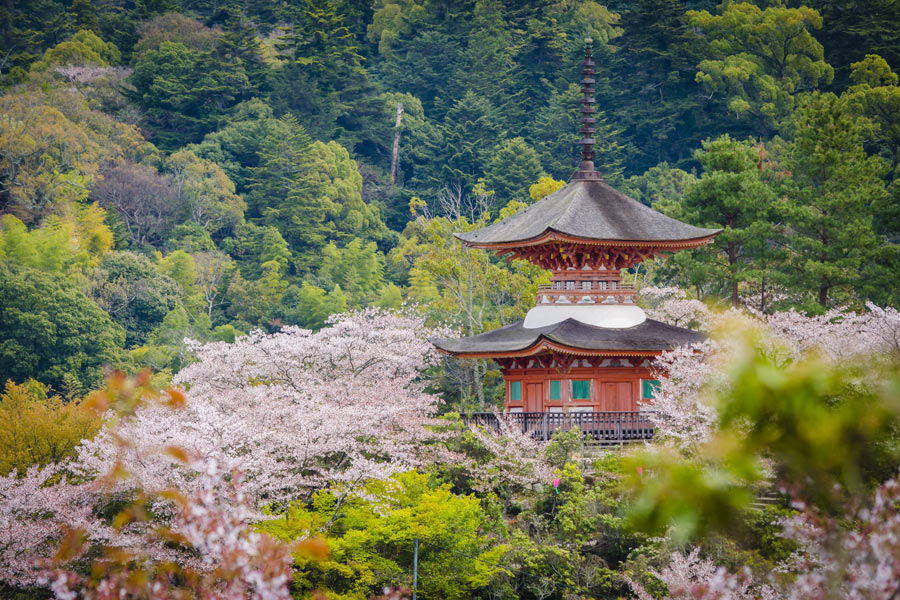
{"left": 433, "top": 40, "right": 719, "bottom": 425}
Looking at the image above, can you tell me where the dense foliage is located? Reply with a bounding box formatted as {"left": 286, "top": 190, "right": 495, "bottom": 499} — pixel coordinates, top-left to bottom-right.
{"left": 1, "top": 0, "right": 900, "bottom": 395}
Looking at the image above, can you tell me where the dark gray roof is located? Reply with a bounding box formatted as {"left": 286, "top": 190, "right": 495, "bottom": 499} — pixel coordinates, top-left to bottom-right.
{"left": 458, "top": 180, "right": 719, "bottom": 245}
{"left": 433, "top": 318, "right": 705, "bottom": 355}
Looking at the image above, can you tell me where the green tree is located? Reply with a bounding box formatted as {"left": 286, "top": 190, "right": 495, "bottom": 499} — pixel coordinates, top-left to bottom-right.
{"left": 282, "top": 0, "right": 362, "bottom": 83}
{"left": 506, "top": 1, "right": 571, "bottom": 111}
{"left": 0, "top": 264, "right": 126, "bottom": 391}
{"left": 245, "top": 113, "right": 313, "bottom": 219}
{"left": 129, "top": 40, "right": 252, "bottom": 149}
{"left": 621, "top": 162, "right": 697, "bottom": 209}
{"left": 133, "top": 302, "right": 211, "bottom": 373}
{"left": 779, "top": 93, "right": 889, "bottom": 307}
{"left": 157, "top": 249, "right": 198, "bottom": 295}
{"left": 0, "top": 93, "right": 105, "bottom": 222}
{"left": 67, "top": 0, "right": 99, "bottom": 35}
{"left": 528, "top": 176, "right": 566, "bottom": 202}
{"left": 87, "top": 251, "right": 182, "bottom": 347}
{"left": 30, "top": 29, "right": 121, "bottom": 71}
{"left": 380, "top": 30, "right": 461, "bottom": 119}
{"left": 272, "top": 0, "right": 377, "bottom": 142}
{"left": 261, "top": 471, "right": 504, "bottom": 600}
{"left": 220, "top": 222, "right": 291, "bottom": 280}
{"left": 449, "top": 1, "right": 520, "bottom": 127}
{"left": 318, "top": 238, "right": 386, "bottom": 307}
{"left": 843, "top": 55, "right": 900, "bottom": 243}
{"left": 166, "top": 149, "right": 246, "bottom": 237}
{"left": 677, "top": 136, "right": 780, "bottom": 306}
{"left": 688, "top": 3, "right": 834, "bottom": 135}
{"left": 218, "top": 3, "right": 271, "bottom": 92}
{"left": 264, "top": 140, "right": 388, "bottom": 270}
{"left": 0, "top": 0, "right": 69, "bottom": 84}
{"left": 485, "top": 137, "right": 544, "bottom": 204}
{"left": 845, "top": 54, "right": 900, "bottom": 176}
{"left": 429, "top": 91, "right": 505, "bottom": 191}
{"left": 281, "top": 281, "right": 347, "bottom": 330}
{"left": 804, "top": 0, "right": 900, "bottom": 89}
{"left": 0, "top": 211, "right": 112, "bottom": 276}
{"left": 192, "top": 100, "right": 302, "bottom": 199}
{"left": 351, "top": 91, "right": 438, "bottom": 188}
{"left": 366, "top": 0, "right": 427, "bottom": 56}
{"left": 225, "top": 257, "right": 285, "bottom": 328}
{"left": 605, "top": 0, "right": 707, "bottom": 174}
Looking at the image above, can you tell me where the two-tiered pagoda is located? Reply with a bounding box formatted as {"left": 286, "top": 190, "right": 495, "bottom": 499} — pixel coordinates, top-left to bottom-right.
{"left": 434, "top": 40, "right": 719, "bottom": 423}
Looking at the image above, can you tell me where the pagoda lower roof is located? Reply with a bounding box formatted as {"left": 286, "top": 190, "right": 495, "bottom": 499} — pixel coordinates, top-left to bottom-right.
{"left": 433, "top": 318, "right": 704, "bottom": 358}
{"left": 457, "top": 179, "right": 719, "bottom": 248}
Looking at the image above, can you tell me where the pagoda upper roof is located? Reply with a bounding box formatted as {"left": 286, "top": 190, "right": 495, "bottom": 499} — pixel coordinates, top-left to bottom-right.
{"left": 457, "top": 179, "right": 720, "bottom": 249}
{"left": 432, "top": 317, "right": 704, "bottom": 358}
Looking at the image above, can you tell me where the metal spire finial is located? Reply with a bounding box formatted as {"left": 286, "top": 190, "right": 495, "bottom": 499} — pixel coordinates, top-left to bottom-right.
{"left": 573, "top": 37, "right": 603, "bottom": 181}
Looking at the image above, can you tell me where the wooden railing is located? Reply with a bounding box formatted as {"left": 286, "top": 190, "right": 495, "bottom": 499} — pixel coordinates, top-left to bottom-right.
{"left": 536, "top": 283, "right": 636, "bottom": 305}
{"left": 462, "top": 411, "right": 655, "bottom": 444}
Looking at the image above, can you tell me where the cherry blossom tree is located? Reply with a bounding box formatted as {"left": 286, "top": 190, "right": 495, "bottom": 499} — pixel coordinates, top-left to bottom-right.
{"left": 641, "top": 286, "right": 713, "bottom": 331}
{"left": 646, "top": 340, "right": 722, "bottom": 445}
{"left": 777, "top": 477, "right": 900, "bottom": 600}
{"left": 626, "top": 548, "right": 776, "bottom": 600}
{"left": 44, "top": 458, "right": 296, "bottom": 600}
{"left": 0, "top": 465, "right": 100, "bottom": 588}
{"left": 464, "top": 414, "right": 554, "bottom": 492}
{"left": 71, "top": 309, "right": 448, "bottom": 504}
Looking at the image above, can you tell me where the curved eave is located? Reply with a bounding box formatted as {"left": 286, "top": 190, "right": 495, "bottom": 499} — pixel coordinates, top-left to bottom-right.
{"left": 433, "top": 336, "right": 664, "bottom": 360}
{"left": 455, "top": 228, "right": 721, "bottom": 251}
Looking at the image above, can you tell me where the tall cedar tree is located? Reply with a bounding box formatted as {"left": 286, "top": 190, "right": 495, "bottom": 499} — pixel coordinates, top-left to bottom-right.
{"left": 428, "top": 91, "right": 505, "bottom": 193}
{"left": 606, "top": 0, "right": 711, "bottom": 174}
{"left": 274, "top": 0, "right": 380, "bottom": 144}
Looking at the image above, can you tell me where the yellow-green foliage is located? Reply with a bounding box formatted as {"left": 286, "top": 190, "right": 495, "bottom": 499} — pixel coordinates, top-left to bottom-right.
{"left": 0, "top": 209, "right": 113, "bottom": 274}
{"left": 0, "top": 380, "right": 101, "bottom": 477}
{"left": 528, "top": 175, "right": 566, "bottom": 202}
{"left": 260, "top": 471, "right": 506, "bottom": 600}
{"left": 31, "top": 30, "right": 121, "bottom": 71}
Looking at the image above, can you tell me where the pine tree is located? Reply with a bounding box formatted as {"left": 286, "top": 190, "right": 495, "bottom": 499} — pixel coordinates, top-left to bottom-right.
{"left": 605, "top": 0, "right": 710, "bottom": 174}
{"left": 780, "top": 93, "right": 889, "bottom": 307}
{"left": 677, "top": 135, "right": 780, "bottom": 306}
{"left": 450, "top": 0, "right": 521, "bottom": 129}
{"left": 380, "top": 30, "right": 462, "bottom": 120}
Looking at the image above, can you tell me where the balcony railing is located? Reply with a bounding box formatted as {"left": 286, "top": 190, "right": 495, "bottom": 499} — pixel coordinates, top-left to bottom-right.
{"left": 536, "top": 283, "right": 636, "bottom": 305}
{"left": 462, "top": 411, "right": 655, "bottom": 444}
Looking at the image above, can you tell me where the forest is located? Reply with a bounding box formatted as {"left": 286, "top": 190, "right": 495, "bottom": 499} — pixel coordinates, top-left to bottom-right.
{"left": 2, "top": 0, "right": 900, "bottom": 598}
